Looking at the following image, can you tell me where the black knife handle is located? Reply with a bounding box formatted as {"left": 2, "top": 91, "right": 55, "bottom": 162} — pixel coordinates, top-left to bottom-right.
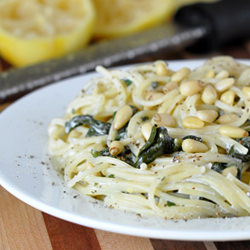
{"left": 175, "top": 0, "right": 250, "bottom": 51}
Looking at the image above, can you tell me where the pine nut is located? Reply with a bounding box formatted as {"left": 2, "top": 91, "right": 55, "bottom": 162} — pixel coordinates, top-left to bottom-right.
{"left": 222, "top": 166, "right": 238, "bottom": 177}
{"left": 220, "top": 90, "right": 235, "bottom": 105}
{"left": 113, "top": 105, "right": 133, "bottom": 130}
{"left": 201, "top": 85, "right": 218, "bottom": 104}
{"left": 242, "top": 86, "right": 250, "bottom": 99}
{"left": 205, "top": 69, "right": 215, "bottom": 78}
{"left": 162, "top": 81, "right": 178, "bottom": 93}
{"left": 141, "top": 122, "right": 153, "bottom": 140}
{"left": 171, "top": 67, "right": 190, "bottom": 82}
{"left": 109, "top": 141, "right": 124, "bottom": 156}
{"left": 215, "top": 78, "right": 235, "bottom": 92}
{"left": 182, "top": 139, "right": 208, "bottom": 153}
{"left": 217, "top": 113, "right": 238, "bottom": 124}
{"left": 182, "top": 116, "right": 205, "bottom": 129}
{"left": 180, "top": 80, "right": 203, "bottom": 96}
{"left": 196, "top": 110, "right": 218, "bottom": 123}
{"left": 153, "top": 113, "right": 176, "bottom": 127}
{"left": 155, "top": 61, "right": 170, "bottom": 76}
{"left": 215, "top": 70, "right": 229, "bottom": 79}
{"left": 146, "top": 91, "right": 164, "bottom": 101}
{"left": 219, "top": 125, "right": 248, "bottom": 138}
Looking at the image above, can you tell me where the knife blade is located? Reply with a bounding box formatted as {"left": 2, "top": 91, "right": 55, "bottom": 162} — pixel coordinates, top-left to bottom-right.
{"left": 0, "top": 0, "right": 250, "bottom": 102}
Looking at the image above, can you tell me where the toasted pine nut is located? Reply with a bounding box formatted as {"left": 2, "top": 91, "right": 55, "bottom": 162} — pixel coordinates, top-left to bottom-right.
{"left": 113, "top": 105, "right": 133, "bottom": 130}
{"left": 171, "top": 67, "right": 190, "bottom": 82}
{"left": 155, "top": 61, "right": 170, "bottom": 76}
{"left": 182, "top": 116, "right": 205, "bottom": 129}
{"left": 180, "top": 80, "right": 203, "bottom": 96}
{"left": 141, "top": 122, "right": 153, "bottom": 140}
{"left": 242, "top": 86, "right": 250, "bottom": 99}
{"left": 205, "top": 69, "right": 215, "bottom": 78}
{"left": 196, "top": 110, "right": 218, "bottom": 123}
{"left": 109, "top": 141, "right": 124, "bottom": 156}
{"left": 217, "top": 113, "right": 238, "bottom": 124}
{"left": 182, "top": 139, "right": 208, "bottom": 153}
{"left": 219, "top": 125, "right": 248, "bottom": 138}
{"left": 153, "top": 113, "right": 176, "bottom": 127}
{"left": 215, "top": 70, "right": 229, "bottom": 79}
{"left": 220, "top": 90, "right": 235, "bottom": 105}
{"left": 146, "top": 91, "right": 164, "bottom": 101}
{"left": 222, "top": 166, "right": 238, "bottom": 177}
{"left": 162, "top": 81, "right": 178, "bottom": 93}
{"left": 201, "top": 85, "right": 218, "bottom": 104}
{"left": 215, "top": 78, "right": 235, "bottom": 92}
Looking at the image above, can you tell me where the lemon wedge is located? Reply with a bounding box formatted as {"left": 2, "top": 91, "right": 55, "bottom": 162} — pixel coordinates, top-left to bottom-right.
{"left": 92, "top": 0, "right": 175, "bottom": 38}
{"left": 0, "top": 0, "right": 95, "bottom": 67}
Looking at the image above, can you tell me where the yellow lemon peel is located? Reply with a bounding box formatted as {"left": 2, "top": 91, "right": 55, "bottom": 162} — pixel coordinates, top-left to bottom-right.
{"left": 0, "top": 0, "right": 95, "bottom": 67}
{"left": 92, "top": 0, "right": 175, "bottom": 38}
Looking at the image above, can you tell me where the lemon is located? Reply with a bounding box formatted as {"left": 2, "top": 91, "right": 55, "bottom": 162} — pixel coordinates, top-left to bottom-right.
{"left": 0, "top": 0, "right": 95, "bottom": 67}
{"left": 92, "top": 0, "right": 175, "bottom": 38}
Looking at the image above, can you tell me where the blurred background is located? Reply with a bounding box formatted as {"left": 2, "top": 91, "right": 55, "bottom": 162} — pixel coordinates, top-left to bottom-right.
{"left": 0, "top": 0, "right": 249, "bottom": 73}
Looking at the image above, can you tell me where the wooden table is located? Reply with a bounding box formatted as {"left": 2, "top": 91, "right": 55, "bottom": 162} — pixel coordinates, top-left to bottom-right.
{"left": 2, "top": 42, "right": 250, "bottom": 250}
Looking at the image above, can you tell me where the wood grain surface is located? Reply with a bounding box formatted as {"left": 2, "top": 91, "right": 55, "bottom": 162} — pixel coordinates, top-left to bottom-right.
{"left": 2, "top": 40, "right": 250, "bottom": 250}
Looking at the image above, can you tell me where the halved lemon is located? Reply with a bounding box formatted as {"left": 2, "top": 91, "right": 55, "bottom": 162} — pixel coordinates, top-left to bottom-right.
{"left": 0, "top": 0, "right": 95, "bottom": 67}
{"left": 92, "top": 0, "right": 175, "bottom": 38}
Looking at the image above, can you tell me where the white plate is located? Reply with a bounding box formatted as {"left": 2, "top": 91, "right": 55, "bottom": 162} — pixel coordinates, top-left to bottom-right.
{"left": 1, "top": 59, "right": 250, "bottom": 241}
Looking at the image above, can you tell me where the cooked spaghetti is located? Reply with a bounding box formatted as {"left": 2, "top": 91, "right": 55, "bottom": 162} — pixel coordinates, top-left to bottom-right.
{"left": 48, "top": 56, "right": 250, "bottom": 219}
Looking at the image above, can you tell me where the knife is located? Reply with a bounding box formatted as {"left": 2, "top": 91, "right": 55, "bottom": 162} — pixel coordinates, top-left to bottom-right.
{"left": 0, "top": 0, "right": 250, "bottom": 102}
